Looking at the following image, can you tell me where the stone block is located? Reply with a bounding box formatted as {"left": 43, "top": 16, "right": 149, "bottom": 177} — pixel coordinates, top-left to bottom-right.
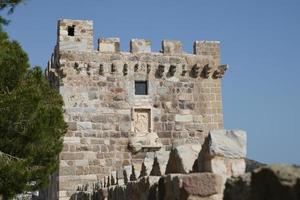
{"left": 142, "top": 149, "right": 170, "bottom": 177}
{"left": 142, "top": 152, "right": 155, "bottom": 176}
{"left": 58, "top": 19, "right": 93, "bottom": 52}
{"left": 165, "top": 144, "right": 201, "bottom": 174}
{"left": 130, "top": 39, "right": 151, "bottom": 53}
{"left": 67, "top": 122, "right": 77, "bottom": 131}
{"left": 63, "top": 137, "right": 80, "bottom": 144}
{"left": 74, "top": 159, "right": 89, "bottom": 166}
{"left": 193, "top": 40, "right": 220, "bottom": 56}
{"left": 223, "top": 173, "right": 251, "bottom": 200}
{"left": 77, "top": 122, "right": 92, "bottom": 130}
{"left": 201, "top": 156, "right": 246, "bottom": 184}
{"left": 98, "top": 38, "right": 120, "bottom": 53}
{"left": 123, "top": 165, "right": 132, "bottom": 184}
{"left": 108, "top": 176, "right": 160, "bottom": 200}
{"left": 58, "top": 191, "right": 67, "bottom": 198}
{"left": 249, "top": 165, "right": 300, "bottom": 200}
{"left": 60, "top": 166, "right": 76, "bottom": 176}
{"left": 60, "top": 152, "right": 84, "bottom": 160}
{"left": 159, "top": 173, "right": 223, "bottom": 200}
{"left": 162, "top": 40, "right": 183, "bottom": 55}
{"left": 208, "top": 130, "right": 247, "bottom": 158}
{"left": 154, "top": 149, "right": 170, "bottom": 176}
{"left": 231, "top": 158, "right": 246, "bottom": 177}
{"left": 175, "top": 114, "right": 193, "bottom": 122}
{"left": 128, "top": 132, "right": 162, "bottom": 153}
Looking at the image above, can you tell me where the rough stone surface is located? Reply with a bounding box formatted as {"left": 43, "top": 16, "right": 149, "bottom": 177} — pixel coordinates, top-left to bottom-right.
{"left": 142, "top": 149, "right": 170, "bottom": 176}
{"left": 162, "top": 40, "right": 183, "bottom": 55}
{"left": 108, "top": 176, "right": 160, "bottom": 200}
{"left": 98, "top": 38, "right": 120, "bottom": 53}
{"left": 223, "top": 173, "right": 251, "bottom": 200}
{"left": 165, "top": 144, "right": 201, "bottom": 174}
{"left": 159, "top": 173, "right": 223, "bottom": 200}
{"left": 224, "top": 165, "right": 300, "bottom": 200}
{"left": 196, "top": 130, "right": 247, "bottom": 186}
{"left": 208, "top": 129, "right": 246, "bottom": 158}
{"left": 245, "top": 158, "right": 265, "bottom": 173}
{"left": 250, "top": 165, "right": 300, "bottom": 200}
{"left": 57, "top": 19, "right": 93, "bottom": 52}
{"left": 128, "top": 132, "right": 162, "bottom": 153}
{"left": 206, "top": 157, "right": 246, "bottom": 179}
{"left": 130, "top": 39, "right": 151, "bottom": 53}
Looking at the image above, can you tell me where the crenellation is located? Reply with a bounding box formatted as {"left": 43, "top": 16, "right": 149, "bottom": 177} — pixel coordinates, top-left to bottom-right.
{"left": 162, "top": 40, "right": 183, "bottom": 55}
{"left": 130, "top": 39, "right": 151, "bottom": 53}
{"left": 45, "top": 19, "right": 232, "bottom": 199}
{"left": 58, "top": 19, "right": 94, "bottom": 52}
{"left": 98, "top": 37, "right": 120, "bottom": 53}
{"left": 193, "top": 40, "right": 221, "bottom": 64}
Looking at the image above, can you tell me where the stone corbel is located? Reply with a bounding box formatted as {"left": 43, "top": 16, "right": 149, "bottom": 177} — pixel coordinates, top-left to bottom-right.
{"left": 213, "top": 64, "right": 229, "bottom": 79}
{"left": 111, "top": 63, "right": 116, "bottom": 73}
{"left": 168, "top": 65, "right": 176, "bottom": 76}
{"left": 50, "top": 63, "right": 66, "bottom": 79}
{"left": 156, "top": 64, "right": 165, "bottom": 78}
{"left": 128, "top": 132, "right": 162, "bottom": 153}
{"left": 74, "top": 62, "right": 81, "bottom": 74}
{"left": 201, "top": 64, "right": 212, "bottom": 78}
{"left": 99, "top": 64, "right": 104, "bottom": 75}
{"left": 74, "top": 62, "right": 90, "bottom": 75}
{"left": 134, "top": 64, "right": 139, "bottom": 72}
{"left": 123, "top": 63, "right": 128, "bottom": 76}
{"left": 58, "top": 68, "right": 66, "bottom": 78}
{"left": 86, "top": 63, "right": 91, "bottom": 76}
{"left": 191, "top": 63, "right": 201, "bottom": 77}
{"left": 147, "top": 64, "right": 151, "bottom": 74}
{"left": 181, "top": 64, "right": 187, "bottom": 76}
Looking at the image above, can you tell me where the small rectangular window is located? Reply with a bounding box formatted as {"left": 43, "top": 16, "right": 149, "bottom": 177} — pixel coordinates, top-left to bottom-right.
{"left": 68, "top": 25, "right": 75, "bottom": 36}
{"left": 135, "top": 81, "right": 148, "bottom": 95}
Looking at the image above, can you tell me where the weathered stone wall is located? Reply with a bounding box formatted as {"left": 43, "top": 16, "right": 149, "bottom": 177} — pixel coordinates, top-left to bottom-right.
{"left": 45, "top": 19, "right": 228, "bottom": 199}
{"left": 71, "top": 129, "right": 247, "bottom": 200}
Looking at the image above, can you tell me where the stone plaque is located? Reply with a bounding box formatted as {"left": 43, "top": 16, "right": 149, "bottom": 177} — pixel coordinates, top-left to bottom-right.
{"left": 134, "top": 109, "right": 150, "bottom": 134}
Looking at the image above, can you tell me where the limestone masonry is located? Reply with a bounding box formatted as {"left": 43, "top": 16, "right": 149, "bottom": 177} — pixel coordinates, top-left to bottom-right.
{"left": 45, "top": 19, "right": 245, "bottom": 200}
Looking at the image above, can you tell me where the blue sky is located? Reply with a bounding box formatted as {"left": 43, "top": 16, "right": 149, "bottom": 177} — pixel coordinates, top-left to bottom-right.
{"left": 2, "top": 0, "right": 300, "bottom": 164}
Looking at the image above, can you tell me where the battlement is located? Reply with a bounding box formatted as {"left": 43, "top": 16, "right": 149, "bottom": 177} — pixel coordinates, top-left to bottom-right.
{"left": 57, "top": 19, "right": 220, "bottom": 58}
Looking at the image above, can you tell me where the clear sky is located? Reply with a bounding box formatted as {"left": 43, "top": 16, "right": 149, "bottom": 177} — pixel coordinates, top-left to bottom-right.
{"left": 2, "top": 0, "right": 300, "bottom": 164}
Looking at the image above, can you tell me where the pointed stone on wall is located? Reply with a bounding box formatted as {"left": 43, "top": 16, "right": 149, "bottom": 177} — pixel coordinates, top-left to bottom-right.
{"left": 142, "top": 149, "right": 170, "bottom": 177}
{"left": 165, "top": 144, "right": 202, "bottom": 174}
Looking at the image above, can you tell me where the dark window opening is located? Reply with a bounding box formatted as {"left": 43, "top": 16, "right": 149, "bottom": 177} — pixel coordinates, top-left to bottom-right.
{"left": 135, "top": 81, "right": 148, "bottom": 95}
{"left": 68, "top": 25, "right": 75, "bottom": 36}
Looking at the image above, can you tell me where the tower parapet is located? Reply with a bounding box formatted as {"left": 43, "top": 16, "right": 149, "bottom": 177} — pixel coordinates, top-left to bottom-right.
{"left": 57, "top": 19, "right": 93, "bottom": 52}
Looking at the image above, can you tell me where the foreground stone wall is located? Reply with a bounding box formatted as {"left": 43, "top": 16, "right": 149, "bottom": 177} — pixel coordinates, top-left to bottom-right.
{"left": 70, "top": 129, "right": 247, "bottom": 200}
{"left": 45, "top": 19, "right": 229, "bottom": 199}
{"left": 224, "top": 165, "right": 300, "bottom": 200}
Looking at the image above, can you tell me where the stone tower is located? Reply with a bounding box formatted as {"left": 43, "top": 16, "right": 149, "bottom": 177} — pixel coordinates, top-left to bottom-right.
{"left": 45, "top": 19, "right": 228, "bottom": 199}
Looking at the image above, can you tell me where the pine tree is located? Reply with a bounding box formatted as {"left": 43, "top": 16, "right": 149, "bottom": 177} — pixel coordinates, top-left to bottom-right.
{"left": 0, "top": 0, "right": 25, "bottom": 25}
{"left": 0, "top": 22, "right": 67, "bottom": 199}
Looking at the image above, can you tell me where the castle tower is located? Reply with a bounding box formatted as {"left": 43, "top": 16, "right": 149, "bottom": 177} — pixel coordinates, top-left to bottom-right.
{"left": 45, "top": 19, "right": 228, "bottom": 199}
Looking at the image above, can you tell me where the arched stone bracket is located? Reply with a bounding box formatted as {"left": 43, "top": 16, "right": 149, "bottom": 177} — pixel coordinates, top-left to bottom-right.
{"left": 128, "top": 132, "right": 162, "bottom": 153}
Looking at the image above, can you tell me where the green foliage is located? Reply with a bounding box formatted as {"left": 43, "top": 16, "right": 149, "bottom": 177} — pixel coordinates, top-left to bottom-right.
{"left": 0, "top": 27, "right": 67, "bottom": 199}
{"left": 0, "top": 0, "right": 26, "bottom": 25}
{"left": 0, "top": 29, "right": 29, "bottom": 92}
{"left": 0, "top": 0, "right": 25, "bottom": 13}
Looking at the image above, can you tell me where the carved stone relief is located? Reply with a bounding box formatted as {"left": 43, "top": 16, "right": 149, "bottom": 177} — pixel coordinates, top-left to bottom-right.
{"left": 133, "top": 109, "right": 151, "bottom": 134}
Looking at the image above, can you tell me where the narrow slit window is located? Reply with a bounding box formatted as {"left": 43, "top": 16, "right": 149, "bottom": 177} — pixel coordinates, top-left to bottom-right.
{"left": 68, "top": 25, "right": 75, "bottom": 36}
{"left": 135, "top": 81, "right": 148, "bottom": 95}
